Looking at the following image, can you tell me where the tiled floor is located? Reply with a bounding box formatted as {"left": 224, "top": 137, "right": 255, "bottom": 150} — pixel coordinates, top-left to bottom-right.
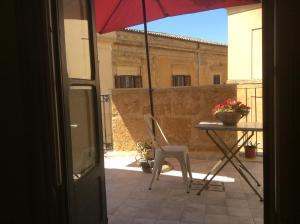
{"left": 105, "top": 151, "right": 263, "bottom": 224}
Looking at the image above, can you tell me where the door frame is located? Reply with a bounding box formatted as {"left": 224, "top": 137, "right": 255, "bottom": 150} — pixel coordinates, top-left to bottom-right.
{"left": 262, "top": 0, "right": 276, "bottom": 223}
{"left": 263, "top": 0, "right": 300, "bottom": 223}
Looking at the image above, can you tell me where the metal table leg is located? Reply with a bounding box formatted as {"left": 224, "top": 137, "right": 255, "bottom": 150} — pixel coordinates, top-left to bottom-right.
{"left": 197, "top": 130, "right": 251, "bottom": 195}
{"left": 197, "top": 130, "right": 263, "bottom": 201}
{"left": 214, "top": 131, "right": 262, "bottom": 187}
{"left": 199, "top": 131, "right": 248, "bottom": 183}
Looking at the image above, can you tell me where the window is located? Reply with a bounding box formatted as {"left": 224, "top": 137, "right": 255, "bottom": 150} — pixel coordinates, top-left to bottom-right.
{"left": 114, "top": 75, "right": 142, "bottom": 88}
{"left": 172, "top": 75, "right": 191, "bottom": 87}
{"left": 213, "top": 74, "right": 221, "bottom": 85}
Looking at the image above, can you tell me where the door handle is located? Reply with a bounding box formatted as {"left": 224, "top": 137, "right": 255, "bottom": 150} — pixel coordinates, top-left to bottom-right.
{"left": 70, "top": 123, "right": 79, "bottom": 128}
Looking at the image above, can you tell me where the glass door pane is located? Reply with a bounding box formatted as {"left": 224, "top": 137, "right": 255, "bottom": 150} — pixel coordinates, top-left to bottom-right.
{"left": 69, "top": 86, "right": 97, "bottom": 180}
{"left": 63, "top": 0, "right": 92, "bottom": 79}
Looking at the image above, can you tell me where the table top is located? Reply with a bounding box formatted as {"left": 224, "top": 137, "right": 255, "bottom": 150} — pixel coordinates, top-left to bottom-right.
{"left": 195, "top": 121, "right": 263, "bottom": 131}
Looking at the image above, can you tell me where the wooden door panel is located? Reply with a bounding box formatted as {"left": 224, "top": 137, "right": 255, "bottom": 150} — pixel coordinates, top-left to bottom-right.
{"left": 74, "top": 176, "right": 103, "bottom": 224}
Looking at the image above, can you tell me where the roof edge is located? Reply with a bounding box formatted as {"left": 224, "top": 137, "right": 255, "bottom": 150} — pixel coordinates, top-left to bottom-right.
{"left": 119, "top": 28, "right": 227, "bottom": 47}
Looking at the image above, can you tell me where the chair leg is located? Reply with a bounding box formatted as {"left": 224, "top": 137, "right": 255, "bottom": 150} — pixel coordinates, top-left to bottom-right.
{"left": 157, "top": 161, "right": 163, "bottom": 180}
{"left": 177, "top": 156, "right": 189, "bottom": 193}
{"left": 149, "top": 155, "right": 162, "bottom": 190}
{"left": 186, "top": 154, "right": 193, "bottom": 182}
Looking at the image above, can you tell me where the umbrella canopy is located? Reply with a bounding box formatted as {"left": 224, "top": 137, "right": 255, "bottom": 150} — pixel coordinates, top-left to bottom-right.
{"left": 95, "top": 0, "right": 259, "bottom": 34}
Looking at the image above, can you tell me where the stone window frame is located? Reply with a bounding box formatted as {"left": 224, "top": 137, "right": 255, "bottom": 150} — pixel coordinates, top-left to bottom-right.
{"left": 114, "top": 75, "right": 142, "bottom": 88}
{"left": 172, "top": 75, "right": 191, "bottom": 87}
{"left": 213, "top": 74, "right": 221, "bottom": 85}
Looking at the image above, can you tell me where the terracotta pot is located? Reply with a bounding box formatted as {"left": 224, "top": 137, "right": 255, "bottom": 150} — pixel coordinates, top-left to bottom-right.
{"left": 140, "top": 160, "right": 152, "bottom": 173}
{"left": 244, "top": 146, "right": 257, "bottom": 158}
{"left": 215, "top": 111, "right": 243, "bottom": 126}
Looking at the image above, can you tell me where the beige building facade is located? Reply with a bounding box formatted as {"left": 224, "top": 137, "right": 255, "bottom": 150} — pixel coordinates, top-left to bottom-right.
{"left": 227, "top": 3, "right": 263, "bottom": 148}
{"left": 97, "top": 30, "right": 228, "bottom": 94}
{"left": 227, "top": 3, "right": 262, "bottom": 82}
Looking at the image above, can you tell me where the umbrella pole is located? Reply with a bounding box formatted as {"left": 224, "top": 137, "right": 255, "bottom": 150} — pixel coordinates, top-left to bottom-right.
{"left": 142, "top": 0, "right": 155, "bottom": 136}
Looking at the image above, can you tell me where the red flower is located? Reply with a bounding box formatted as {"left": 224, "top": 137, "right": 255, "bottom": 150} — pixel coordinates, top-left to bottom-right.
{"left": 212, "top": 98, "right": 250, "bottom": 116}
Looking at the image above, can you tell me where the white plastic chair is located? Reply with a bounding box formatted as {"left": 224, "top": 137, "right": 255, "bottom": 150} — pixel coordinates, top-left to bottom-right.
{"left": 144, "top": 114, "right": 193, "bottom": 193}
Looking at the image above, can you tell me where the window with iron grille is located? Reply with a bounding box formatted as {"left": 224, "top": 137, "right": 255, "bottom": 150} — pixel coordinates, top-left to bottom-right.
{"left": 172, "top": 75, "right": 191, "bottom": 87}
{"left": 213, "top": 74, "right": 221, "bottom": 85}
{"left": 114, "top": 75, "right": 142, "bottom": 88}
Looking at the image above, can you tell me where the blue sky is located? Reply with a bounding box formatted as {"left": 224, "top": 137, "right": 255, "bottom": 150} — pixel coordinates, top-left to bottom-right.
{"left": 129, "top": 9, "right": 228, "bottom": 44}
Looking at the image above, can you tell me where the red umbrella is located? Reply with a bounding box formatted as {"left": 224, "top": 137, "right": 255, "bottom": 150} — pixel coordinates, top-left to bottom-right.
{"left": 95, "top": 0, "right": 259, "bottom": 34}
{"left": 95, "top": 0, "right": 259, "bottom": 130}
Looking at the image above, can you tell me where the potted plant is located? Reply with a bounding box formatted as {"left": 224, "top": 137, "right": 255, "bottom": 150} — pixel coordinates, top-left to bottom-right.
{"left": 212, "top": 98, "right": 250, "bottom": 126}
{"left": 244, "top": 141, "right": 259, "bottom": 158}
{"left": 136, "top": 142, "right": 154, "bottom": 173}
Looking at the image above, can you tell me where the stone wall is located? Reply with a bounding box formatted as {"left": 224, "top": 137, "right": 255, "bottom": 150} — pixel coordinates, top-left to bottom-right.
{"left": 111, "top": 85, "right": 241, "bottom": 158}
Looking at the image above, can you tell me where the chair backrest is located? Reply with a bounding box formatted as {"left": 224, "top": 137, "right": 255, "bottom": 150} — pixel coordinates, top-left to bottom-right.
{"left": 143, "top": 114, "right": 169, "bottom": 150}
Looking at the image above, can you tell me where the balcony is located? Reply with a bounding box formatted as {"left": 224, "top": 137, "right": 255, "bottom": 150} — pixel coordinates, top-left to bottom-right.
{"left": 103, "top": 84, "right": 263, "bottom": 224}
{"left": 105, "top": 151, "right": 263, "bottom": 224}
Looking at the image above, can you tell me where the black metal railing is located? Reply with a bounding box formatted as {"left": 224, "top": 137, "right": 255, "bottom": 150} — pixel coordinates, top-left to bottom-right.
{"left": 100, "top": 94, "right": 113, "bottom": 152}
{"left": 237, "top": 84, "right": 263, "bottom": 149}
